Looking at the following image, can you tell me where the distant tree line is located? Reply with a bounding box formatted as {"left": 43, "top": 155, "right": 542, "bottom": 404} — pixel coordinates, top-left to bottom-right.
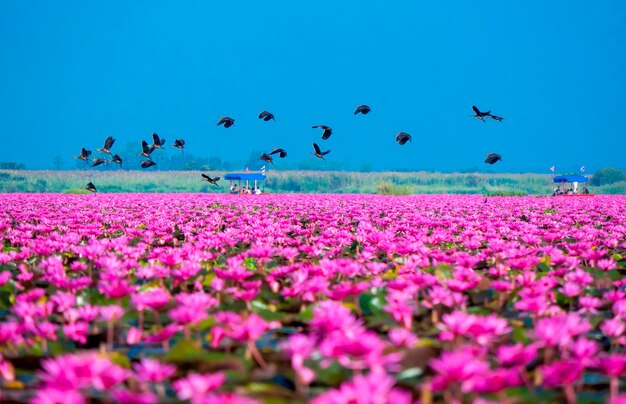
{"left": 0, "top": 162, "right": 26, "bottom": 170}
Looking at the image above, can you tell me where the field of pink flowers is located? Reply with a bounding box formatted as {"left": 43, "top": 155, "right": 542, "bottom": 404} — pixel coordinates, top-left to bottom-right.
{"left": 1, "top": 193, "right": 625, "bottom": 403}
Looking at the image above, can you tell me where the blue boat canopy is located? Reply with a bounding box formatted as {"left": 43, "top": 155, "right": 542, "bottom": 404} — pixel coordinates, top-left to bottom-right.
{"left": 224, "top": 172, "right": 266, "bottom": 181}
{"left": 553, "top": 175, "right": 588, "bottom": 183}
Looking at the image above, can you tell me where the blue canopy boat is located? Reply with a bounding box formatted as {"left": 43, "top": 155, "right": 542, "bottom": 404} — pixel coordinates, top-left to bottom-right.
{"left": 552, "top": 175, "right": 593, "bottom": 196}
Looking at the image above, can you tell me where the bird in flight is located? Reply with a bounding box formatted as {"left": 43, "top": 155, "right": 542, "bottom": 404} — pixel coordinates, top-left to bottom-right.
{"left": 269, "top": 148, "right": 287, "bottom": 158}
{"left": 311, "top": 143, "right": 330, "bottom": 159}
{"left": 111, "top": 154, "right": 123, "bottom": 167}
{"left": 83, "top": 182, "right": 97, "bottom": 193}
{"left": 259, "top": 153, "right": 274, "bottom": 166}
{"left": 484, "top": 153, "right": 503, "bottom": 164}
{"left": 138, "top": 141, "right": 155, "bottom": 159}
{"left": 91, "top": 158, "right": 109, "bottom": 167}
{"left": 395, "top": 132, "right": 412, "bottom": 145}
{"left": 97, "top": 136, "right": 115, "bottom": 155}
{"left": 201, "top": 174, "right": 220, "bottom": 186}
{"left": 312, "top": 125, "right": 333, "bottom": 140}
{"left": 472, "top": 106, "right": 503, "bottom": 122}
{"left": 471, "top": 106, "right": 490, "bottom": 122}
{"left": 73, "top": 148, "right": 92, "bottom": 162}
{"left": 172, "top": 139, "right": 185, "bottom": 150}
{"left": 151, "top": 133, "right": 166, "bottom": 149}
{"left": 141, "top": 160, "right": 156, "bottom": 169}
{"left": 354, "top": 105, "right": 371, "bottom": 115}
{"left": 217, "top": 116, "right": 235, "bottom": 128}
{"left": 258, "top": 111, "right": 275, "bottom": 121}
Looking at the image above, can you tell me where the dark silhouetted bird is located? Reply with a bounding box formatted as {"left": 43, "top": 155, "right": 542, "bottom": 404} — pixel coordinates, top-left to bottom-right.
{"left": 138, "top": 141, "right": 155, "bottom": 159}
{"left": 172, "top": 139, "right": 185, "bottom": 150}
{"left": 97, "top": 136, "right": 115, "bottom": 154}
{"left": 269, "top": 148, "right": 287, "bottom": 158}
{"left": 141, "top": 160, "right": 156, "bottom": 169}
{"left": 312, "top": 125, "right": 333, "bottom": 140}
{"left": 111, "top": 154, "right": 123, "bottom": 167}
{"left": 151, "top": 133, "right": 166, "bottom": 149}
{"left": 485, "top": 153, "right": 503, "bottom": 164}
{"left": 311, "top": 143, "right": 330, "bottom": 159}
{"left": 259, "top": 153, "right": 274, "bottom": 166}
{"left": 73, "top": 148, "right": 92, "bottom": 162}
{"left": 354, "top": 105, "right": 371, "bottom": 115}
{"left": 471, "top": 106, "right": 490, "bottom": 122}
{"left": 258, "top": 111, "right": 275, "bottom": 121}
{"left": 201, "top": 174, "right": 220, "bottom": 186}
{"left": 395, "top": 132, "right": 412, "bottom": 145}
{"left": 83, "top": 182, "right": 97, "bottom": 193}
{"left": 91, "top": 158, "right": 109, "bottom": 167}
{"left": 217, "top": 116, "right": 235, "bottom": 128}
{"left": 84, "top": 182, "right": 97, "bottom": 193}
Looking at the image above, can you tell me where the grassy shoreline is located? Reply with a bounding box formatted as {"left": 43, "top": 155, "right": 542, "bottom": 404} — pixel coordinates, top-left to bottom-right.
{"left": 1, "top": 169, "right": 624, "bottom": 194}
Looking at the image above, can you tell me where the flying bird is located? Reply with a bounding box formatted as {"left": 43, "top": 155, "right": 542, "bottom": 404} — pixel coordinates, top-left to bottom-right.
{"left": 97, "top": 136, "right": 115, "bottom": 155}
{"left": 151, "top": 133, "right": 166, "bottom": 149}
{"left": 172, "top": 139, "right": 185, "bottom": 150}
{"left": 73, "top": 148, "right": 92, "bottom": 162}
{"left": 395, "top": 132, "right": 412, "bottom": 145}
{"left": 310, "top": 143, "right": 330, "bottom": 159}
{"left": 484, "top": 153, "right": 503, "bottom": 165}
{"left": 258, "top": 111, "right": 275, "bottom": 121}
{"left": 217, "top": 116, "right": 235, "bottom": 128}
{"left": 141, "top": 160, "right": 156, "bottom": 169}
{"left": 354, "top": 105, "right": 371, "bottom": 115}
{"left": 201, "top": 174, "right": 220, "bottom": 186}
{"left": 138, "top": 141, "right": 155, "bottom": 159}
{"left": 312, "top": 125, "right": 333, "bottom": 140}
{"left": 111, "top": 154, "right": 123, "bottom": 167}
{"left": 83, "top": 182, "right": 97, "bottom": 193}
{"left": 269, "top": 148, "right": 287, "bottom": 158}
{"left": 471, "top": 106, "right": 489, "bottom": 122}
{"left": 259, "top": 153, "right": 274, "bottom": 166}
{"left": 91, "top": 158, "right": 109, "bottom": 167}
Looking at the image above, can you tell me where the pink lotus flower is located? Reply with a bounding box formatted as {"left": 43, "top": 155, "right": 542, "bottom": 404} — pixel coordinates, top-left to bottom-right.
{"left": 110, "top": 389, "right": 158, "bottom": 404}
{"left": 31, "top": 388, "right": 86, "bottom": 404}
{"left": 438, "top": 311, "right": 511, "bottom": 346}
{"left": 388, "top": 328, "right": 418, "bottom": 348}
{"left": 132, "top": 288, "right": 171, "bottom": 311}
{"left": 133, "top": 358, "right": 176, "bottom": 383}
{"left": 172, "top": 372, "right": 225, "bottom": 402}
{"left": 540, "top": 360, "right": 583, "bottom": 388}
{"left": 430, "top": 348, "right": 490, "bottom": 391}
{"left": 126, "top": 327, "right": 143, "bottom": 345}
{"left": 535, "top": 313, "right": 590, "bottom": 348}
{"left": 496, "top": 343, "right": 538, "bottom": 367}
{"left": 601, "top": 318, "right": 626, "bottom": 340}
{"left": 63, "top": 322, "right": 89, "bottom": 344}
{"left": 312, "top": 370, "right": 411, "bottom": 404}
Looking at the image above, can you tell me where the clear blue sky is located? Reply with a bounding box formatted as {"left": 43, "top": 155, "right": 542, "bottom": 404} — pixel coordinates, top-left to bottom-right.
{"left": 1, "top": 1, "right": 624, "bottom": 173}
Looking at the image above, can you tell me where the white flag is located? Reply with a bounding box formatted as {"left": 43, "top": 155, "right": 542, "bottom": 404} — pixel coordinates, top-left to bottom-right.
{"left": 580, "top": 166, "right": 585, "bottom": 173}
{"left": 261, "top": 165, "right": 266, "bottom": 174}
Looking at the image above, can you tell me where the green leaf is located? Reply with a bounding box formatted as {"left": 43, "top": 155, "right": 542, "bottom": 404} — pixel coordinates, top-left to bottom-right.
{"left": 358, "top": 293, "right": 375, "bottom": 316}
{"left": 396, "top": 367, "right": 423, "bottom": 381}
{"left": 242, "top": 383, "right": 296, "bottom": 401}
{"left": 512, "top": 326, "right": 530, "bottom": 344}
{"left": 536, "top": 262, "right": 551, "bottom": 272}
{"left": 197, "top": 316, "right": 217, "bottom": 331}
{"left": 108, "top": 351, "right": 131, "bottom": 369}
{"left": 297, "top": 306, "right": 314, "bottom": 322}
{"left": 434, "top": 264, "right": 453, "bottom": 280}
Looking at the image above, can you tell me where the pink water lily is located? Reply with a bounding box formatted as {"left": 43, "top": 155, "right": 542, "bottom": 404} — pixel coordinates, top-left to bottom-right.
{"left": 0, "top": 193, "right": 624, "bottom": 401}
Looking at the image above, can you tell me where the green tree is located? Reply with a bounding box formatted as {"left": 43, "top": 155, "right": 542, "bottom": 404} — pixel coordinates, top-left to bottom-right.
{"left": 590, "top": 167, "right": 626, "bottom": 186}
